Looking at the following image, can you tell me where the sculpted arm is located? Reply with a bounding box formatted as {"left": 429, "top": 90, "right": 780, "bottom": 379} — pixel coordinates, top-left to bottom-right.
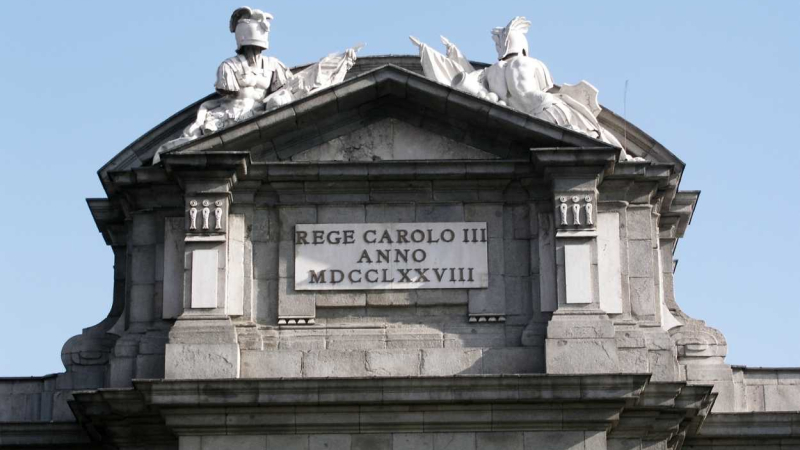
{"left": 505, "top": 57, "right": 552, "bottom": 113}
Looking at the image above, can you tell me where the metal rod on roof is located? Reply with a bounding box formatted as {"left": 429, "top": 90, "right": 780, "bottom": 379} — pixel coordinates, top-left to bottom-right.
{"left": 623, "top": 79, "right": 629, "bottom": 151}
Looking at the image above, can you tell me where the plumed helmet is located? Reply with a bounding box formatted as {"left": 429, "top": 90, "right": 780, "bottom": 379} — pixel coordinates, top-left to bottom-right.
{"left": 491, "top": 17, "right": 531, "bottom": 60}
{"left": 230, "top": 7, "right": 273, "bottom": 51}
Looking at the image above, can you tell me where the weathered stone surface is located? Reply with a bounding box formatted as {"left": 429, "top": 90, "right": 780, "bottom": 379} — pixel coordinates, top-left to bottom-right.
{"left": 416, "top": 203, "right": 465, "bottom": 222}
{"left": 417, "top": 289, "right": 468, "bottom": 306}
{"left": 627, "top": 240, "right": 654, "bottom": 278}
{"left": 201, "top": 435, "right": 266, "bottom": 450}
{"left": 625, "top": 206, "right": 653, "bottom": 240}
{"left": 278, "top": 278, "right": 315, "bottom": 317}
{"left": 316, "top": 291, "right": 367, "bottom": 308}
{"left": 465, "top": 204, "right": 504, "bottom": 238}
{"left": 763, "top": 385, "right": 800, "bottom": 411}
{"left": 523, "top": 431, "right": 586, "bottom": 450}
{"left": 546, "top": 339, "right": 619, "bottom": 374}
{"left": 302, "top": 350, "right": 369, "bottom": 377}
{"left": 482, "top": 348, "right": 541, "bottom": 374}
{"left": 309, "top": 434, "right": 351, "bottom": 450}
{"left": 386, "top": 327, "right": 443, "bottom": 349}
{"left": 279, "top": 206, "right": 317, "bottom": 241}
{"left": 327, "top": 328, "right": 386, "bottom": 350}
{"left": 505, "top": 276, "right": 532, "bottom": 317}
{"left": 434, "top": 433, "right": 476, "bottom": 450}
{"left": 240, "top": 350, "right": 302, "bottom": 378}
{"left": 468, "top": 274, "right": 506, "bottom": 315}
{"left": 366, "top": 350, "right": 421, "bottom": 376}
{"left": 164, "top": 343, "right": 239, "bottom": 379}
{"left": 278, "top": 241, "right": 294, "bottom": 278}
{"left": 394, "top": 433, "right": 433, "bottom": 450}
{"left": 253, "top": 242, "right": 278, "bottom": 280}
{"left": 279, "top": 329, "right": 326, "bottom": 351}
{"left": 366, "top": 204, "right": 415, "bottom": 223}
{"left": 421, "top": 348, "right": 482, "bottom": 376}
{"left": 444, "top": 325, "right": 505, "bottom": 348}
{"left": 318, "top": 204, "right": 365, "bottom": 223}
{"left": 366, "top": 290, "right": 416, "bottom": 306}
{"left": 476, "top": 432, "right": 523, "bottom": 450}
{"left": 267, "top": 435, "right": 309, "bottom": 450}
{"left": 352, "top": 434, "right": 392, "bottom": 450}
{"left": 629, "top": 277, "right": 656, "bottom": 321}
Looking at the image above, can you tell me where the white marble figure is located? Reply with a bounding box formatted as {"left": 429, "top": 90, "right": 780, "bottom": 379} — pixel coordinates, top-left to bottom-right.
{"left": 559, "top": 198, "right": 569, "bottom": 226}
{"left": 214, "top": 208, "right": 223, "bottom": 230}
{"left": 572, "top": 202, "right": 582, "bottom": 226}
{"left": 189, "top": 207, "right": 198, "bottom": 230}
{"left": 584, "top": 201, "right": 594, "bottom": 226}
{"left": 410, "top": 18, "right": 643, "bottom": 162}
{"left": 153, "top": 7, "right": 363, "bottom": 164}
{"left": 202, "top": 207, "right": 210, "bottom": 230}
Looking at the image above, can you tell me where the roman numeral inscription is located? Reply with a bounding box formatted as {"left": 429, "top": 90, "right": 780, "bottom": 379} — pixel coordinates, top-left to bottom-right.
{"left": 294, "top": 222, "right": 488, "bottom": 290}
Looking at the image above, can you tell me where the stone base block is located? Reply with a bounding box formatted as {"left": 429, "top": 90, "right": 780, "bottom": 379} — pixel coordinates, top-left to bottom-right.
{"left": 241, "top": 350, "right": 302, "bottom": 378}
{"left": 165, "top": 343, "right": 239, "bottom": 379}
{"left": 545, "top": 338, "right": 619, "bottom": 374}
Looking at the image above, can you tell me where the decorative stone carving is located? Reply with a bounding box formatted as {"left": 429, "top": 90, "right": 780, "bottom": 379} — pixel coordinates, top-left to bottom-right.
{"left": 153, "top": 7, "right": 363, "bottom": 164}
{"left": 571, "top": 197, "right": 581, "bottom": 226}
{"left": 468, "top": 314, "right": 506, "bottom": 323}
{"left": 189, "top": 200, "right": 198, "bottom": 230}
{"left": 201, "top": 201, "right": 211, "bottom": 230}
{"left": 187, "top": 198, "right": 226, "bottom": 233}
{"left": 278, "top": 318, "right": 316, "bottom": 326}
{"left": 555, "top": 194, "right": 595, "bottom": 229}
{"left": 671, "top": 317, "right": 728, "bottom": 363}
{"left": 559, "top": 197, "right": 569, "bottom": 226}
{"left": 410, "top": 18, "right": 644, "bottom": 162}
{"left": 214, "top": 201, "right": 223, "bottom": 231}
{"left": 584, "top": 196, "right": 594, "bottom": 226}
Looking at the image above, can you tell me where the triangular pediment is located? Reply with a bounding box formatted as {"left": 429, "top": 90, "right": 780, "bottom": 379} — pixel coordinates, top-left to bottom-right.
{"left": 99, "top": 58, "right": 687, "bottom": 195}
{"left": 161, "top": 65, "right": 613, "bottom": 165}
{"left": 289, "top": 118, "right": 498, "bottom": 162}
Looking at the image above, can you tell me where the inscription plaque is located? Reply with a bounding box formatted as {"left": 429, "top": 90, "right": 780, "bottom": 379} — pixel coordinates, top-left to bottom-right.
{"left": 295, "top": 222, "right": 489, "bottom": 290}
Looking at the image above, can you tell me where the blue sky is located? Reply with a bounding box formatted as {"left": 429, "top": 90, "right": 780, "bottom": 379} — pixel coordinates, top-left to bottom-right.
{"left": 0, "top": 1, "right": 798, "bottom": 376}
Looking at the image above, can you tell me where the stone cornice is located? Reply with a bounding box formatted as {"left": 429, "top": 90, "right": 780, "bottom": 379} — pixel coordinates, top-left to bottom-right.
{"left": 63, "top": 374, "right": 722, "bottom": 448}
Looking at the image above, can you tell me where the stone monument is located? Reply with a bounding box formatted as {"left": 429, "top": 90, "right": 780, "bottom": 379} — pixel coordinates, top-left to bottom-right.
{"left": 1, "top": 7, "right": 798, "bottom": 450}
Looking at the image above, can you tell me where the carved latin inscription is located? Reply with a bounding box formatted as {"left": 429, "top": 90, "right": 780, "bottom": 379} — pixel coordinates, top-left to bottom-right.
{"left": 295, "top": 222, "right": 489, "bottom": 290}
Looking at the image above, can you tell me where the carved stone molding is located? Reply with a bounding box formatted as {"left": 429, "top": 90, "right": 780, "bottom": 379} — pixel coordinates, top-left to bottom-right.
{"left": 278, "top": 317, "right": 316, "bottom": 325}
{"left": 468, "top": 314, "right": 506, "bottom": 323}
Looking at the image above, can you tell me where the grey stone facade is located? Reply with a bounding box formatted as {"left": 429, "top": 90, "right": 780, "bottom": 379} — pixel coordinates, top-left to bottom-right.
{"left": 1, "top": 57, "right": 798, "bottom": 449}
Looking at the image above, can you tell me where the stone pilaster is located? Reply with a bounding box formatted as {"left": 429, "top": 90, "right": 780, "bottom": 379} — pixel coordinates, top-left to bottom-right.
{"left": 532, "top": 148, "right": 622, "bottom": 374}
{"left": 162, "top": 154, "right": 249, "bottom": 379}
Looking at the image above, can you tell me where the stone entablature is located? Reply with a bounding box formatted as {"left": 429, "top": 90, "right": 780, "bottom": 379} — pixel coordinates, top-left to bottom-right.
{"left": 60, "top": 375, "right": 714, "bottom": 449}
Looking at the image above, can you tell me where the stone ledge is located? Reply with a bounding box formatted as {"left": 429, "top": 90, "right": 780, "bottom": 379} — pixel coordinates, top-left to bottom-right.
{"left": 0, "top": 422, "right": 96, "bottom": 448}
{"left": 62, "top": 376, "right": 718, "bottom": 447}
